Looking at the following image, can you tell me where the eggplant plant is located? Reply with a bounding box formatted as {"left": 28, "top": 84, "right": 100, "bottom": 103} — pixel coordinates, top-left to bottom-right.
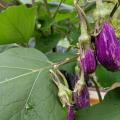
{"left": 0, "top": 0, "right": 120, "bottom": 120}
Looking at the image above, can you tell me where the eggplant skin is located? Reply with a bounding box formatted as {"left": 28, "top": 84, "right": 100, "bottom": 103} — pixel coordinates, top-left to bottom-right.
{"left": 95, "top": 22, "right": 120, "bottom": 71}
{"left": 67, "top": 106, "right": 74, "bottom": 120}
{"left": 80, "top": 48, "right": 96, "bottom": 74}
{"left": 73, "top": 85, "right": 90, "bottom": 109}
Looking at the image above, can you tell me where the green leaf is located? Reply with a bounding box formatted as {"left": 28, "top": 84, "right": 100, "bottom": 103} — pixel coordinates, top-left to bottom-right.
{"left": 0, "top": 5, "right": 36, "bottom": 44}
{"left": 0, "top": 44, "right": 18, "bottom": 53}
{"left": 47, "top": 52, "right": 76, "bottom": 73}
{"left": 96, "top": 65, "right": 120, "bottom": 88}
{"left": 35, "top": 33, "right": 60, "bottom": 53}
{"left": 75, "top": 87, "right": 120, "bottom": 120}
{"left": 68, "top": 27, "right": 80, "bottom": 45}
{"left": 0, "top": 48, "right": 67, "bottom": 120}
{"left": 55, "top": 12, "right": 76, "bottom": 23}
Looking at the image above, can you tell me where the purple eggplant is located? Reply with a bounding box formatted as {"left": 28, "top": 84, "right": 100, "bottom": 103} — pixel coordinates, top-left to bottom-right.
{"left": 67, "top": 106, "right": 74, "bottom": 120}
{"left": 95, "top": 22, "right": 120, "bottom": 71}
{"left": 74, "top": 84, "right": 90, "bottom": 109}
{"left": 80, "top": 48, "right": 96, "bottom": 74}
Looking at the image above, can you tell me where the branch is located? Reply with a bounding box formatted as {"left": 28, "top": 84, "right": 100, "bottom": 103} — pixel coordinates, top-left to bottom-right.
{"left": 43, "top": 0, "right": 51, "bottom": 17}
{"left": 53, "top": 0, "right": 65, "bottom": 19}
{"left": 53, "top": 55, "right": 78, "bottom": 68}
{"left": 110, "top": 2, "right": 120, "bottom": 17}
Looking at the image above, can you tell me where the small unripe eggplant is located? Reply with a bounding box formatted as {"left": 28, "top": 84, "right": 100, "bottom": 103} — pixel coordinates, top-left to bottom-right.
{"left": 74, "top": 84, "right": 90, "bottom": 109}
{"left": 80, "top": 48, "right": 96, "bottom": 74}
{"left": 67, "top": 106, "right": 74, "bottom": 120}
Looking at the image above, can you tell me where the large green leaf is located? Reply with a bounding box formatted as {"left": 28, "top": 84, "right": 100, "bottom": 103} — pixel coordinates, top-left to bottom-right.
{"left": 75, "top": 87, "right": 120, "bottom": 120}
{"left": 0, "top": 44, "right": 18, "bottom": 53}
{"left": 0, "top": 5, "right": 36, "bottom": 44}
{"left": 0, "top": 48, "right": 66, "bottom": 120}
{"left": 96, "top": 65, "right": 120, "bottom": 88}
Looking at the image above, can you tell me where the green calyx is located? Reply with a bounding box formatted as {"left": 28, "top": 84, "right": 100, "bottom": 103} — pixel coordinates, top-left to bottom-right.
{"left": 74, "top": 71, "right": 85, "bottom": 95}
{"left": 79, "top": 23, "right": 91, "bottom": 47}
{"left": 74, "top": 0, "right": 90, "bottom": 47}
{"left": 50, "top": 69, "right": 72, "bottom": 107}
{"left": 79, "top": 32, "right": 90, "bottom": 46}
{"left": 58, "top": 83, "right": 72, "bottom": 107}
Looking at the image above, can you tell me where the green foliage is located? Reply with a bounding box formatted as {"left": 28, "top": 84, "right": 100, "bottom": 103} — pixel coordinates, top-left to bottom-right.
{"left": 0, "top": 0, "right": 120, "bottom": 119}
{"left": 96, "top": 65, "right": 120, "bottom": 88}
{"left": 35, "top": 33, "right": 61, "bottom": 52}
{"left": 0, "top": 5, "right": 36, "bottom": 44}
{"left": 0, "top": 48, "right": 66, "bottom": 120}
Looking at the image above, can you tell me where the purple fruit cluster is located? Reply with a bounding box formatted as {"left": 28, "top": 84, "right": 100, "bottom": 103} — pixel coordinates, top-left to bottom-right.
{"left": 80, "top": 22, "right": 120, "bottom": 73}
{"left": 67, "top": 22, "right": 120, "bottom": 120}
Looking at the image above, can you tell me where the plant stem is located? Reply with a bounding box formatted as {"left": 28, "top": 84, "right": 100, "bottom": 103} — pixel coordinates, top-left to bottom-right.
{"left": 54, "top": 56, "right": 78, "bottom": 68}
{"left": 43, "top": 0, "right": 51, "bottom": 17}
{"left": 56, "top": 70, "right": 69, "bottom": 88}
{"left": 91, "top": 77, "right": 102, "bottom": 102}
{"left": 49, "top": 69, "right": 60, "bottom": 86}
{"left": 53, "top": 0, "right": 65, "bottom": 19}
{"left": 110, "top": 2, "right": 120, "bottom": 17}
{"left": 50, "top": 69, "right": 69, "bottom": 88}
{"left": 74, "top": 0, "right": 87, "bottom": 30}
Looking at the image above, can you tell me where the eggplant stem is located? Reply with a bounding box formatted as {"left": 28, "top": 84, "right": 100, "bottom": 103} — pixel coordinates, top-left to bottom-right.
{"left": 91, "top": 77, "right": 102, "bottom": 102}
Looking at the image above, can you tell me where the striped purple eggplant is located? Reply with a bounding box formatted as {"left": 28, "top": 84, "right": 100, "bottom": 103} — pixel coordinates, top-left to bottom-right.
{"left": 74, "top": 84, "right": 90, "bottom": 109}
{"left": 95, "top": 22, "right": 120, "bottom": 71}
{"left": 67, "top": 106, "right": 74, "bottom": 120}
{"left": 80, "top": 48, "right": 96, "bottom": 74}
